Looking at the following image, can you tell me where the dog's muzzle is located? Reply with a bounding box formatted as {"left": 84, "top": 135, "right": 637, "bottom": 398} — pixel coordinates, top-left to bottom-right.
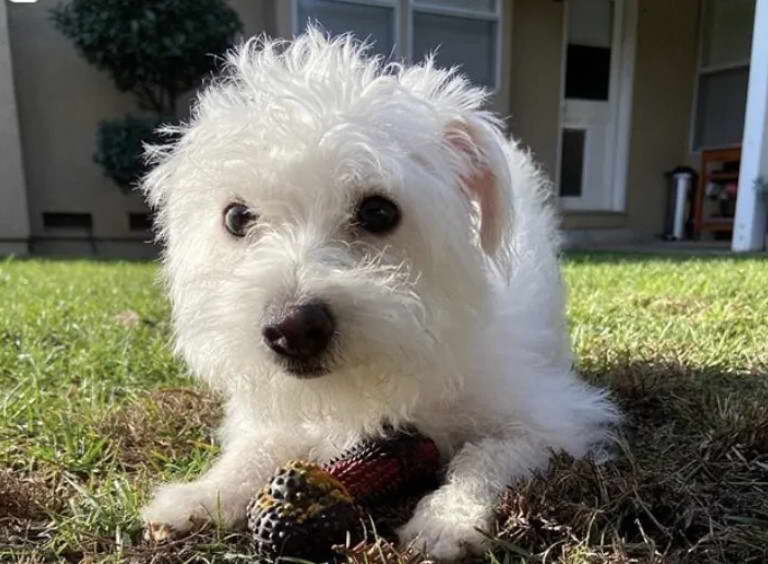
{"left": 262, "top": 302, "right": 335, "bottom": 377}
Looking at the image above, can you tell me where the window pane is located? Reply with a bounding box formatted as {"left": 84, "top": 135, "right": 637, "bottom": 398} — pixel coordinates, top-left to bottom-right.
{"left": 702, "top": 0, "right": 755, "bottom": 67}
{"left": 413, "top": 12, "right": 497, "bottom": 88}
{"left": 560, "top": 129, "right": 586, "bottom": 197}
{"left": 565, "top": 45, "right": 611, "bottom": 100}
{"left": 565, "top": 0, "right": 612, "bottom": 101}
{"left": 297, "top": 0, "right": 395, "bottom": 58}
{"left": 568, "top": 0, "right": 612, "bottom": 48}
{"left": 414, "top": 0, "right": 495, "bottom": 12}
{"left": 694, "top": 67, "right": 749, "bottom": 149}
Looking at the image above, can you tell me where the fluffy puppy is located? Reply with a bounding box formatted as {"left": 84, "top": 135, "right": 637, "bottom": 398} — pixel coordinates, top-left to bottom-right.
{"left": 140, "top": 29, "right": 618, "bottom": 560}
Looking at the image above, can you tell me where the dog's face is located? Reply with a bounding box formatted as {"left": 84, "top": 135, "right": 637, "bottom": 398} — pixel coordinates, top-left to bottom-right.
{"left": 144, "top": 31, "right": 514, "bottom": 428}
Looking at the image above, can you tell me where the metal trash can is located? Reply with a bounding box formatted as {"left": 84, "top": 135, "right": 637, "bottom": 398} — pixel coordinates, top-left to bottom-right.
{"left": 663, "top": 166, "right": 696, "bottom": 241}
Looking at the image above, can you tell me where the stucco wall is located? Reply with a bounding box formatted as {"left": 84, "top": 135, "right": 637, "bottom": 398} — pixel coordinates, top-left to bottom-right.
{"left": 562, "top": 212, "right": 628, "bottom": 230}
{"left": 8, "top": 0, "right": 149, "bottom": 256}
{"left": 507, "top": 0, "right": 564, "bottom": 179}
{"left": 624, "top": 0, "right": 700, "bottom": 237}
{"left": 6, "top": 0, "right": 270, "bottom": 257}
{"left": 0, "top": 0, "right": 30, "bottom": 256}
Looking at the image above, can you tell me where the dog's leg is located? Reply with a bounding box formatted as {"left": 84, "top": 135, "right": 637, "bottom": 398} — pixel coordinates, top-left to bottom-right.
{"left": 141, "top": 431, "right": 310, "bottom": 540}
{"left": 398, "top": 435, "right": 551, "bottom": 560}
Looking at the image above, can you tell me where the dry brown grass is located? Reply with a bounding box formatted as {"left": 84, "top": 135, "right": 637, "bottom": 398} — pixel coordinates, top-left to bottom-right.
{"left": 0, "top": 471, "right": 52, "bottom": 521}
{"left": 0, "top": 470, "right": 72, "bottom": 558}
{"left": 488, "top": 362, "right": 768, "bottom": 564}
{"left": 99, "top": 388, "right": 223, "bottom": 472}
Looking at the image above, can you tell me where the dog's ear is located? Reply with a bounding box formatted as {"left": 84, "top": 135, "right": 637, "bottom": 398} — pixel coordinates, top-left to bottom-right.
{"left": 445, "top": 116, "right": 513, "bottom": 268}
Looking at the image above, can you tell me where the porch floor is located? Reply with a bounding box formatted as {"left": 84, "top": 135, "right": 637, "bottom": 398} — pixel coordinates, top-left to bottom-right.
{"left": 571, "top": 240, "right": 767, "bottom": 256}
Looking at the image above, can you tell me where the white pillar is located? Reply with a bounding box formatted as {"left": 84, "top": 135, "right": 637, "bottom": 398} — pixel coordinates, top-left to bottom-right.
{"left": 732, "top": 0, "right": 768, "bottom": 252}
{"left": 0, "top": 1, "right": 30, "bottom": 255}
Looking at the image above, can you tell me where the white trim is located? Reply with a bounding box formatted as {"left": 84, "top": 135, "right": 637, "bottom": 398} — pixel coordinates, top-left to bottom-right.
{"left": 410, "top": 4, "right": 498, "bottom": 21}
{"left": 611, "top": 0, "right": 637, "bottom": 211}
{"left": 401, "top": 0, "right": 412, "bottom": 61}
{"left": 412, "top": 0, "right": 498, "bottom": 17}
{"left": 732, "top": 0, "right": 768, "bottom": 252}
{"left": 687, "top": 0, "right": 705, "bottom": 154}
{"left": 556, "top": 0, "right": 637, "bottom": 212}
{"left": 554, "top": 0, "right": 569, "bottom": 197}
{"left": 323, "top": 0, "right": 394, "bottom": 8}
{"left": 290, "top": 0, "right": 299, "bottom": 35}
{"left": 700, "top": 60, "right": 750, "bottom": 74}
{"left": 493, "top": 0, "right": 503, "bottom": 94}
{"left": 0, "top": 0, "right": 30, "bottom": 249}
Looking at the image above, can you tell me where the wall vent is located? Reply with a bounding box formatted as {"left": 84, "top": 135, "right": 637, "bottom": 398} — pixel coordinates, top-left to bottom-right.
{"left": 42, "top": 212, "right": 92, "bottom": 230}
{"left": 129, "top": 213, "right": 152, "bottom": 232}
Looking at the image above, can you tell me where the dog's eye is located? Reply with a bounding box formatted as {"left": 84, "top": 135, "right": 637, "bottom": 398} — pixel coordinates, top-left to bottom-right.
{"left": 223, "top": 203, "right": 257, "bottom": 237}
{"left": 355, "top": 195, "right": 400, "bottom": 235}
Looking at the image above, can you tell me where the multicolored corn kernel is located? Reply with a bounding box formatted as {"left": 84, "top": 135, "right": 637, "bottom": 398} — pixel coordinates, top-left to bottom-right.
{"left": 247, "top": 461, "right": 360, "bottom": 560}
{"left": 246, "top": 432, "right": 440, "bottom": 561}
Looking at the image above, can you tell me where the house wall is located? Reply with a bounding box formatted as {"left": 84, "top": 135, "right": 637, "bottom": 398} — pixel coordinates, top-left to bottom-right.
{"left": 624, "top": 0, "right": 700, "bottom": 237}
{"left": 0, "top": 0, "right": 30, "bottom": 256}
{"left": 5, "top": 0, "right": 271, "bottom": 257}
{"left": 507, "top": 0, "right": 564, "bottom": 179}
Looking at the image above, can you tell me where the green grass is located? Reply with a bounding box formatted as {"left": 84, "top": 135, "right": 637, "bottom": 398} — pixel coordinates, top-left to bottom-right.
{"left": 1, "top": 253, "right": 766, "bottom": 563}
{"left": 565, "top": 253, "right": 767, "bottom": 373}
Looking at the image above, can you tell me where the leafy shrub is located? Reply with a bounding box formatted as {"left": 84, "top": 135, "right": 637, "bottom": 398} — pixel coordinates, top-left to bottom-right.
{"left": 51, "top": 0, "right": 242, "bottom": 115}
{"left": 51, "top": 0, "right": 242, "bottom": 188}
{"left": 93, "top": 116, "right": 166, "bottom": 189}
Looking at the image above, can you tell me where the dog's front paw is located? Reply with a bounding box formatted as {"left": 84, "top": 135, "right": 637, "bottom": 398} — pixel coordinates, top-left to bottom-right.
{"left": 398, "top": 491, "right": 490, "bottom": 561}
{"left": 141, "top": 482, "right": 220, "bottom": 541}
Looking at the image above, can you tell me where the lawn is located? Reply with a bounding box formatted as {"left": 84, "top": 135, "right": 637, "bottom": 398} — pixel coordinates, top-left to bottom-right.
{"left": 1, "top": 254, "right": 766, "bottom": 563}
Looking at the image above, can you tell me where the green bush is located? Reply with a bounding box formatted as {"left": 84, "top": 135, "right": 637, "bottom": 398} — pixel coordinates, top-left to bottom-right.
{"left": 51, "top": 0, "right": 242, "bottom": 188}
{"left": 51, "top": 0, "right": 242, "bottom": 115}
{"left": 93, "top": 116, "right": 167, "bottom": 189}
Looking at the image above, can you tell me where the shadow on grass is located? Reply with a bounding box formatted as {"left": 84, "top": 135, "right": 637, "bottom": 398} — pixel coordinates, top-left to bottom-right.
{"left": 491, "top": 360, "right": 768, "bottom": 564}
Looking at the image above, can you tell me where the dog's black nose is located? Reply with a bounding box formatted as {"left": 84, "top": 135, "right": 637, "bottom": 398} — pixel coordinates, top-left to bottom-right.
{"left": 262, "top": 302, "right": 335, "bottom": 361}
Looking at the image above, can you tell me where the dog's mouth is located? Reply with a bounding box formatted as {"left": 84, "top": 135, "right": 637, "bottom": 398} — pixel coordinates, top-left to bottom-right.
{"left": 280, "top": 360, "right": 331, "bottom": 379}
{"left": 273, "top": 358, "right": 331, "bottom": 380}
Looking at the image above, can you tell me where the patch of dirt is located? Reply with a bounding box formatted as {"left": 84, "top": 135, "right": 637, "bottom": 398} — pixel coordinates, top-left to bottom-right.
{"left": 631, "top": 296, "right": 707, "bottom": 317}
{"left": 113, "top": 310, "right": 142, "bottom": 328}
{"left": 0, "top": 471, "right": 55, "bottom": 521}
{"left": 0, "top": 470, "right": 70, "bottom": 559}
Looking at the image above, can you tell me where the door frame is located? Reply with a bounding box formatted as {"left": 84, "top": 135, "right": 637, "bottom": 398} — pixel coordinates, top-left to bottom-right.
{"left": 555, "top": 0, "right": 638, "bottom": 212}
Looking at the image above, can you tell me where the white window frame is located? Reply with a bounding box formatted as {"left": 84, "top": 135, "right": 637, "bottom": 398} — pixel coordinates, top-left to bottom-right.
{"left": 689, "top": 0, "right": 754, "bottom": 152}
{"left": 291, "top": 0, "right": 503, "bottom": 91}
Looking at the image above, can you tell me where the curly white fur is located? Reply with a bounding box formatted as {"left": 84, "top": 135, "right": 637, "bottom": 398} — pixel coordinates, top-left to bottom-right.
{"left": 140, "top": 29, "right": 619, "bottom": 560}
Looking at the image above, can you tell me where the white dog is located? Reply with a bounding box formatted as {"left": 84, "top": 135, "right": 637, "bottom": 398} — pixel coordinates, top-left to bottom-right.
{"left": 140, "top": 30, "right": 618, "bottom": 560}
